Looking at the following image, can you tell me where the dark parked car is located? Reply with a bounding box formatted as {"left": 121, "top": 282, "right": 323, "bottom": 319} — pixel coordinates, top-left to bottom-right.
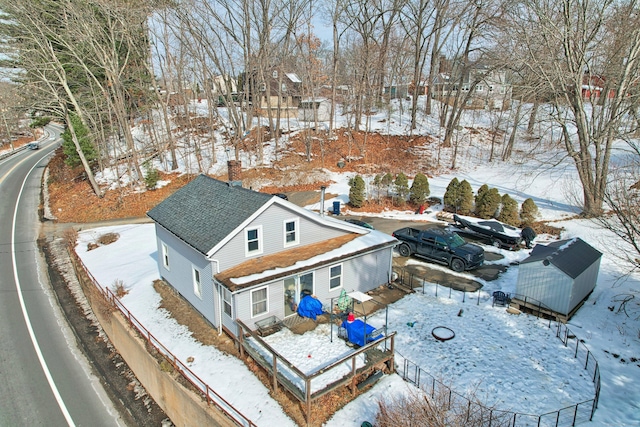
{"left": 345, "top": 218, "right": 375, "bottom": 230}
{"left": 392, "top": 227, "right": 484, "bottom": 272}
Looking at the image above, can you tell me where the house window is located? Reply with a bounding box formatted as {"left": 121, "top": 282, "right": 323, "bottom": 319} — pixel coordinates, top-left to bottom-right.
{"left": 329, "top": 264, "right": 342, "bottom": 290}
{"left": 193, "top": 267, "right": 202, "bottom": 298}
{"left": 251, "top": 287, "right": 268, "bottom": 317}
{"left": 500, "top": 86, "right": 506, "bottom": 94}
{"left": 476, "top": 84, "right": 484, "bottom": 92}
{"left": 489, "top": 85, "right": 494, "bottom": 92}
{"left": 284, "top": 218, "right": 299, "bottom": 247}
{"left": 462, "top": 85, "right": 469, "bottom": 92}
{"left": 223, "top": 288, "right": 232, "bottom": 316}
{"left": 281, "top": 83, "right": 287, "bottom": 92}
{"left": 161, "top": 242, "right": 170, "bottom": 270}
{"left": 260, "top": 82, "right": 266, "bottom": 91}
{"left": 245, "top": 226, "right": 263, "bottom": 256}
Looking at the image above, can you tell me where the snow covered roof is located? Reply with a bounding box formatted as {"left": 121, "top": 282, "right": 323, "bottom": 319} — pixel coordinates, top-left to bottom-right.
{"left": 521, "top": 238, "right": 602, "bottom": 279}
{"left": 285, "top": 73, "right": 302, "bottom": 83}
{"left": 216, "top": 230, "right": 397, "bottom": 291}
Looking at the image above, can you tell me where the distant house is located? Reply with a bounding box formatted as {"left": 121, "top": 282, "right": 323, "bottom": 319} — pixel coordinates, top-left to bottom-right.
{"left": 513, "top": 238, "right": 602, "bottom": 321}
{"left": 246, "top": 68, "right": 302, "bottom": 118}
{"left": 431, "top": 62, "right": 512, "bottom": 111}
{"left": 298, "top": 98, "right": 331, "bottom": 122}
{"left": 383, "top": 84, "right": 409, "bottom": 99}
{"left": 147, "top": 174, "right": 397, "bottom": 338}
{"left": 581, "top": 75, "right": 616, "bottom": 102}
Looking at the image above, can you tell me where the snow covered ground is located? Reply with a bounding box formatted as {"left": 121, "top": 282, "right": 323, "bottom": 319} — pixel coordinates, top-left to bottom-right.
{"left": 74, "top": 98, "right": 640, "bottom": 426}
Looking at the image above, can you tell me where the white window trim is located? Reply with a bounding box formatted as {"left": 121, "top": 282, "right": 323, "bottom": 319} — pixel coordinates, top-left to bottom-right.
{"left": 251, "top": 286, "right": 269, "bottom": 318}
{"left": 329, "top": 263, "right": 343, "bottom": 290}
{"left": 245, "top": 225, "right": 263, "bottom": 256}
{"left": 161, "top": 242, "right": 170, "bottom": 270}
{"left": 283, "top": 218, "right": 300, "bottom": 248}
{"left": 192, "top": 266, "right": 202, "bottom": 299}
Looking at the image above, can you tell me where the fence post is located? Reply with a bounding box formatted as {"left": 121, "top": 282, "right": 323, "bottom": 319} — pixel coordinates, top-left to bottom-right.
{"left": 462, "top": 291, "right": 466, "bottom": 303}
{"left": 435, "top": 282, "right": 438, "bottom": 297}
{"left": 555, "top": 409, "right": 560, "bottom": 427}
{"left": 449, "top": 286, "right": 452, "bottom": 299}
{"left": 575, "top": 339, "right": 579, "bottom": 358}
{"left": 572, "top": 403, "right": 578, "bottom": 426}
{"left": 585, "top": 351, "right": 590, "bottom": 370}
{"left": 477, "top": 291, "right": 480, "bottom": 305}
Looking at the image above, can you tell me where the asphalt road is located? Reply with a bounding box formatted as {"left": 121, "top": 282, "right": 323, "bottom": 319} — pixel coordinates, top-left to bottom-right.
{"left": 0, "top": 125, "right": 123, "bottom": 426}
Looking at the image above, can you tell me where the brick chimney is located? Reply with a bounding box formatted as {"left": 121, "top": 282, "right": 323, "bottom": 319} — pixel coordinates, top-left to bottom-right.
{"left": 227, "top": 160, "right": 242, "bottom": 182}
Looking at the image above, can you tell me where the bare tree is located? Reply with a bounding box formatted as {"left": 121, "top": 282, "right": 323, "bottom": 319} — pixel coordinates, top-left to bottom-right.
{"left": 502, "top": 0, "right": 640, "bottom": 216}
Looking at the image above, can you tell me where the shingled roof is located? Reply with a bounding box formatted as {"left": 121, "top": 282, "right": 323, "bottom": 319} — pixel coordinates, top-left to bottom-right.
{"left": 147, "top": 174, "right": 272, "bottom": 255}
{"left": 521, "top": 238, "right": 602, "bottom": 279}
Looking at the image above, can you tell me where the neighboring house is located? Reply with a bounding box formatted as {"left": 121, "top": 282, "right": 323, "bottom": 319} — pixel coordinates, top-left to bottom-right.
{"left": 581, "top": 75, "right": 616, "bottom": 102}
{"left": 383, "top": 84, "right": 409, "bottom": 99}
{"left": 298, "top": 97, "right": 331, "bottom": 122}
{"left": 147, "top": 174, "right": 397, "bottom": 338}
{"left": 246, "top": 68, "right": 302, "bottom": 118}
{"left": 431, "top": 64, "right": 512, "bottom": 111}
{"left": 514, "top": 238, "right": 602, "bottom": 321}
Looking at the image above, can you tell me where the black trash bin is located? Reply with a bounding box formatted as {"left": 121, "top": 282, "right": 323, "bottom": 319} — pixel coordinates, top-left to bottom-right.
{"left": 332, "top": 201, "right": 340, "bottom": 215}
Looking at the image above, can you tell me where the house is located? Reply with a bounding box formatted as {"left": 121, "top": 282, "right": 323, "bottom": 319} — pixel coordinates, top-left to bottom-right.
{"left": 431, "top": 63, "right": 512, "bottom": 111}
{"left": 581, "top": 75, "right": 616, "bottom": 102}
{"left": 245, "top": 68, "right": 302, "bottom": 118}
{"left": 383, "top": 84, "right": 409, "bottom": 99}
{"left": 147, "top": 174, "right": 397, "bottom": 338}
{"left": 513, "top": 238, "right": 602, "bottom": 321}
{"left": 298, "top": 97, "right": 331, "bottom": 122}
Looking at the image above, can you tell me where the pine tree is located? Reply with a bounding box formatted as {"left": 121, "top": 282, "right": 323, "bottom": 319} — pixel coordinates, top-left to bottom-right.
{"left": 409, "top": 173, "right": 430, "bottom": 206}
{"left": 381, "top": 173, "right": 394, "bottom": 197}
{"left": 443, "top": 178, "right": 460, "bottom": 212}
{"left": 520, "top": 198, "right": 539, "bottom": 226}
{"left": 475, "top": 184, "right": 489, "bottom": 208}
{"left": 498, "top": 194, "right": 520, "bottom": 226}
{"left": 348, "top": 175, "right": 366, "bottom": 208}
{"left": 475, "top": 187, "right": 501, "bottom": 218}
{"left": 394, "top": 173, "right": 409, "bottom": 205}
{"left": 62, "top": 113, "right": 97, "bottom": 168}
{"left": 458, "top": 180, "right": 474, "bottom": 214}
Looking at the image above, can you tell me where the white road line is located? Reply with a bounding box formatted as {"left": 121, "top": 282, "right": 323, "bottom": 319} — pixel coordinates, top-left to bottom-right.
{"left": 10, "top": 155, "right": 76, "bottom": 426}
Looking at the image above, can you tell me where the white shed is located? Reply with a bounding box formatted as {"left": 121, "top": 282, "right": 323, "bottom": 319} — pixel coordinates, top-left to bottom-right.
{"left": 515, "top": 238, "right": 602, "bottom": 320}
{"left": 298, "top": 98, "right": 331, "bottom": 122}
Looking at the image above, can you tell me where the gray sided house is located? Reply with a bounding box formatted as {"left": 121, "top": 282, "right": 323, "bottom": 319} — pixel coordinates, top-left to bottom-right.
{"left": 147, "top": 175, "right": 397, "bottom": 338}
{"left": 515, "top": 238, "right": 602, "bottom": 320}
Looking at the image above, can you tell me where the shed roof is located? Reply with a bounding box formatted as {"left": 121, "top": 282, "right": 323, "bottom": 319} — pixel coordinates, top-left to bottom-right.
{"left": 521, "top": 238, "right": 602, "bottom": 279}
{"left": 147, "top": 174, "right": 272, "bottom": 255}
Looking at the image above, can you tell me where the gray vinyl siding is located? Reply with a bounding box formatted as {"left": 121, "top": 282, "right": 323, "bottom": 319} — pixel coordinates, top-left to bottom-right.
{"left": 516, "top": 262, "right": 573, "bottom": 315}
{"left": 213, "top": 204, "right": 347, "bottom": 271}
{"left": 155, "top": 224, "right": 217, "bottom": 326}
{"left": 568, "top": 259, "right": 600, "bottom": 313}
{"left": 231, "top": 247, "right": 393, "bottom": 333}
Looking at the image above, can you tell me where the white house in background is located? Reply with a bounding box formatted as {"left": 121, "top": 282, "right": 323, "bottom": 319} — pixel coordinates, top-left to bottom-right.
{"left": 298, "top": 97, "right": 331, "bottom": 122}
{"left": 514, "top": 238, "right": 602, "bottom": 321}
{"left": 147, "top": 174, "right": 397, "bottom": 338}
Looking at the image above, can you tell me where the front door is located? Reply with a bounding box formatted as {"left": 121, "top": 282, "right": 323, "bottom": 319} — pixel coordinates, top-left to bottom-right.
{"left": 283, "top": 273, "right": 314, "bottom": 317}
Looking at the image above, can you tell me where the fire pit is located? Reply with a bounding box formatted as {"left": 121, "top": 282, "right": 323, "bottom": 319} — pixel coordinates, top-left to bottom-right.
{"left": 432, "top": 326, "right": 455, "bottom": 342}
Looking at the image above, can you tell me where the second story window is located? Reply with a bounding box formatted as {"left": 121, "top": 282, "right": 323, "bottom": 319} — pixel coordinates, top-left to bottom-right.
{"left": 246, "top": 226, "right": 263, "bottom": 256}
{"left": 284, "top": 218, "right": 299, "bottom": 247}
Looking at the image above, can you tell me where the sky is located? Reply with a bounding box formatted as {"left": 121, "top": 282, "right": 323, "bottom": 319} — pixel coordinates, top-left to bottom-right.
{"left": 72, "top": 98, "right": 640, "bottom": 427}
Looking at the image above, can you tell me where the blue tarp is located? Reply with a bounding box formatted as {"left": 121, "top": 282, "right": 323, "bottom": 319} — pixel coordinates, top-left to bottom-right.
{"left": 297, "top": 295, "right": 324, "bottom": 320}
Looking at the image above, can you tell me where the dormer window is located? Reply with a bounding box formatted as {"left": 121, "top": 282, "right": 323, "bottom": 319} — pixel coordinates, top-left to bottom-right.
{"left": 272, "top": 70, "right": 278, "bottom": 78}
{"left": 260, "top": 82, "right": 266, "bottom": 91}
{"left": 284, "top": 218, "right": 299, "bottom": 247}
{"left": 245, "top": 226, "right": 263, "bottom": 256}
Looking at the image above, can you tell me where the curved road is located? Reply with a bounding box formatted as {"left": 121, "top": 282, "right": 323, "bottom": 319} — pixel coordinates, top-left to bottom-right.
{"left": 0, "top": 124, "right": 123, "bottom": 426}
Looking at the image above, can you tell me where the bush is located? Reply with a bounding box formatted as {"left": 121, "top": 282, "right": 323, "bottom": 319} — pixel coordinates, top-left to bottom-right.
{"left": 520, "top": 198, "right": 539, "bottom": 226}
{"left": 498, "top": 194, "right": 519, "bottom": 226}
{"left": 475, "top": 185, "right": 501, "bottom": 219}
{"left": 409, "top": 173, "right": 430, "bottom": 206}
{"left": 394, "top": 173, "right": 409, "bottom": 205}
{"left": 144, "top": 161, "right": 160, "bottom": 190}
{"left": 458, "top": 180, "right": 474, "bottom": 214}
{"left": 443, "top": 177, "right": 460, "bottom": 211}
{"left": 348, "top": 175, "right": 366, "bottom": 208}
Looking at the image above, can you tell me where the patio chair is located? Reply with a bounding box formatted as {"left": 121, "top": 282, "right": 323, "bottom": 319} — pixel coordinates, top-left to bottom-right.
{"left": 492, "top": 291, "right": 510, "bottom": 307}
